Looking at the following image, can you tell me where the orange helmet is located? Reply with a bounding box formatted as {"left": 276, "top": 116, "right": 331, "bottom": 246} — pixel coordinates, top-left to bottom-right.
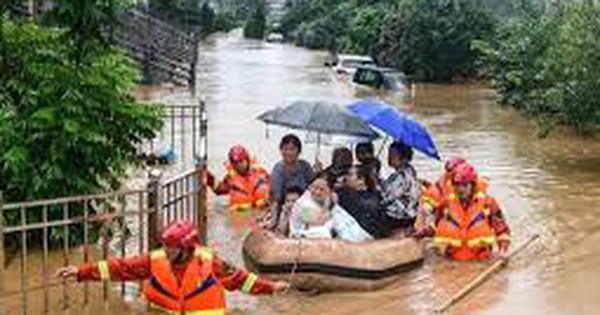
{"left": 228, "top": 145, "right": 250, "bottom": 163}
{"left": 161, "top": 220, "right": 199, "bottom": 249}
{"left": 452, "top": 162, "right": 477, "bottom": 186}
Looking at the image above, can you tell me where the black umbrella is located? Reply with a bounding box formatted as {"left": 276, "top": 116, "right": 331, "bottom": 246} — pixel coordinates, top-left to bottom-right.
{"left": 257, "top": 100, "right": 379, "bottom": 159}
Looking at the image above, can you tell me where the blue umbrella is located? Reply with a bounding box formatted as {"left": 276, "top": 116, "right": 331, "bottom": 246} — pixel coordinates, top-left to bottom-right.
{"left": 348, "top": 99, "right": 441, "bottom": 160}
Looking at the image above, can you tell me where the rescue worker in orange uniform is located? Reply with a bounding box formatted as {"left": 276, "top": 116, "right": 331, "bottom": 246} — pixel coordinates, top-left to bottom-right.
{"left": 415, "top": 162, "right": 511, "bottom": 261}
{"left": 56, "top": 220, "right": 289, "bottom": 314}
{"left": 205, "top": 145, "right": 270, "bottom": 212}
{"left": 417, "top": 158, "right": 489, "bottom": 229}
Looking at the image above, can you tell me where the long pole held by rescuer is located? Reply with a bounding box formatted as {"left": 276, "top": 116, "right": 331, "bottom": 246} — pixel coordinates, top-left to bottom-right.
{"left": 435, "top": 234, "right": 540, "bottom": 313}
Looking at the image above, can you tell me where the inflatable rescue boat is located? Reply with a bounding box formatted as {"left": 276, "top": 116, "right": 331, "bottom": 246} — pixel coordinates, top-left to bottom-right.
{"left": 242, "top": 230, "right": 423, "bottom": 292}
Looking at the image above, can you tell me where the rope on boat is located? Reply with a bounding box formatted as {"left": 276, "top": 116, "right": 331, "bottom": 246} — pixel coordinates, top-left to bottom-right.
{"left": 283, "top": 237, "right": 302, "bottom": 294}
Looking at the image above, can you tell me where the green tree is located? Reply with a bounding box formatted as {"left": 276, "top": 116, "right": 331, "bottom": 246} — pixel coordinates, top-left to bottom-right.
{"left": 476, "top": 2, "right": 600, "bottom": 135}
{"left": 46, "top": 0, "right": 132, "bottom": 61}
{"left": 376, "top": 0, "right": 497, "bottom": 82}
{"left": 0, "top": 20, "right": 163, "bottom": 204}
{"left": 244, "top": 0, "right": 267, "bottom": 39}
{"left": 338, "top": 7, "right": 388, "bottom": 55}
{"left": 198, "top": 2, "right": 216, "bottom": 33}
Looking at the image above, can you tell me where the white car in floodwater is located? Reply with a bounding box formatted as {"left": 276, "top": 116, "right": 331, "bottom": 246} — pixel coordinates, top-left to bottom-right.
{"left": 329, "top": 54, "right": 376, "bottom": 78}
{"left": 266, "top": 32, "right": 284, "bottom": 43}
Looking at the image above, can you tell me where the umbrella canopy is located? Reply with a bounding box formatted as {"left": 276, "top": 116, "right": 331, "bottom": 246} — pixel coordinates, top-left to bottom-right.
{"left": 348, "top": 99, "right": 441, "bottom": 160}
{"left": 257, "top": 100, "right": 379, "bottom": 140}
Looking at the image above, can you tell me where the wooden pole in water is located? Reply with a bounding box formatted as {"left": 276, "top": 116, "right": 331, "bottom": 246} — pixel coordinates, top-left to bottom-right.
{"left": 435, "top": 234, "right": 540, "bottom": 314}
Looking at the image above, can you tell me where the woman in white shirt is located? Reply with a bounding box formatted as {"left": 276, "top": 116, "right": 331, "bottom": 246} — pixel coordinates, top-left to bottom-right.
{"left": 289, "top": 173, "right": 336, "bottom": 238}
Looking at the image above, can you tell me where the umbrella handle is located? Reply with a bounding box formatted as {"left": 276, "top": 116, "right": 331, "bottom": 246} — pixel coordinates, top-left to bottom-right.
{"left": 376, "top": 136, "right": 389, "bottom": 158}
{"left": 315, "top": 133, "right": 321, "bottom": 163}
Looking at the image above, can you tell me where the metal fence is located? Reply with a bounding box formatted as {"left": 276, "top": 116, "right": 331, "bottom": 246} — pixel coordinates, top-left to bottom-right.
{"left": 113, "top": 8, "right": 200, "bottom": 88}
{"left": 0, "top": 101, "right": 209, "bottom": 314}
{"left": 0, "top": 173, "right": 208, "bottom": 315}
{"left": 7, "top": 4, "right": 200, "bottom": 89}
{"left": 137, "top": 101, "right": 208, "bottom": 172}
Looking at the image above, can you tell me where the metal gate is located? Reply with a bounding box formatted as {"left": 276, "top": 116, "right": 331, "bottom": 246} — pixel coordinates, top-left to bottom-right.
{"left": 0, "top": 101, "right": 209, "bottom": 315}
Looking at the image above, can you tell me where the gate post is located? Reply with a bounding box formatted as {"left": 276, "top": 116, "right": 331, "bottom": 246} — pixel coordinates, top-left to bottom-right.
{"left": 147, "top": 169, "right": 163, "bottom": 249}
{"left": 195, "top": 160, "right": 207, "bottom": 245}
{"left": 196, "top": 101, "right": 208, "bottom": 244}
{"left": 0, "top": 192, "right": 5, "bottom": 315}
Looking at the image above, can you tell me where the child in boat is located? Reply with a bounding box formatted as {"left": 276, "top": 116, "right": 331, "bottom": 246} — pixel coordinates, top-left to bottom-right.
{"left": 324, "top": 147, "right": 353, "bottom": 190}
{"left": 355, "top": 142, "right": 382, "bottom": 179}
{"left": 272, "top": 186, "right": 303, "bottom": 237}
{"left": 289, "top": 172, "right": 338, "bottom": 239}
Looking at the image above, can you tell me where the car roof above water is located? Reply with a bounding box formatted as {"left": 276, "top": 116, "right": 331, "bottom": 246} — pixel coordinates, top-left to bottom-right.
{"left": 337, "top": 54, "right": 375, "bottom": 62}
{"left": 356, "top": 65, "right": 396, "bottom": 72}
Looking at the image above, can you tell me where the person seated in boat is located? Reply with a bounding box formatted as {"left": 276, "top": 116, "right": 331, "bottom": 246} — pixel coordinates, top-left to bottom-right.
{"left": 324, "top": 147, "right": 353, "bottom": 189}
{"left": 56, "top": 220, "right": 289, "bottom": 314}
{"left": 414, "top": 162, "right": 511, "bottom": 261}
{"left": 270, "top": 134, "right": 315, "bottom": 205}
{"left": 271, "top": 185, "right": 303, "bottom": 237}
{"left": 355, "top": 141, "right": 382, "bottom": 178}
{"left": 334, "top": 165, "right": 393, "bottom": 242}
{"left": 289, "top": 172, "right": 339, "bottom": 239}
{"left": 380, "top": 141, "right": 421, "bottom": 230}
{"left": 260, "top": 134, "right": 315, "bottom": 230}
{"left": 205, "top": 145, "right": 270, "bottom": 212}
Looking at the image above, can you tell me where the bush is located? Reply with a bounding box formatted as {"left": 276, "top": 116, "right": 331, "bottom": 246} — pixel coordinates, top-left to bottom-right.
{"left": 375, "top": 0, "right": 497, "bottom": 82}
{"left": 0, "top": 19, "right": 163, "bottom": 203}
{"left": 475, "top": 2, "right": 600, "bottom": 135}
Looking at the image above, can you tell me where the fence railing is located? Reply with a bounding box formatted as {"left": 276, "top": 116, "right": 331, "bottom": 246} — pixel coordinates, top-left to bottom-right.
{"left": 137, "top": 101, "right": 208, "bottom": 172}
{"left": 0, "top": 100, "right": 209, "bottom": 314}
{"left": 0, "top": 188, "right": 153, "bottom": 314}
{"left": 0, "top": 172, "right": 208, "bottom": 315}
{"left": 6, "top": 4, "right": 200, "bottom": 89}
{"left": 113, "top": 8, "right": 200, "bottom": 88}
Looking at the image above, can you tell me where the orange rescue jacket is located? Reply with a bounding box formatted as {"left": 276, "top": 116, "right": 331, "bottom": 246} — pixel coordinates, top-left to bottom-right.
{"left": 142, "top": 247, "right": 227, "bottom": 315}
{"left": 224, "top": 161, "right": 269, "bottom": 212}
{"left": 433, "top": 179, "right": 497, "bottom": 261}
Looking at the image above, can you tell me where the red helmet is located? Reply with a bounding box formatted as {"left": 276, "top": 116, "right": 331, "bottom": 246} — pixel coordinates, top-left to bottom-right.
{"left": 444, "top": 158, "right": 467, "bottom": 172}
{"left": 161, "top": 220, "right": 199, "bottom": 249}
{"left": 228, "top": 145, "right": 250, "bottom": 163}
{"left": 452, "top": 162, "right": 477, "bottom": 186}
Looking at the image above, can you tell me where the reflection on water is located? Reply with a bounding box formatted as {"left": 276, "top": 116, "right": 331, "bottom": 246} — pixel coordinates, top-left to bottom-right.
{"left": 5, "top": 31, "right": 600, "bottom": 315}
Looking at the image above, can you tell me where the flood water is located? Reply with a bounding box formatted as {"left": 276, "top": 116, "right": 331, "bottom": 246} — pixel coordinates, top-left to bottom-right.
{"left": 4, "top": 31, "right": 600, "bottom": 315}
{"left": 196, "top": 31, "right": 600, "bottom": 315}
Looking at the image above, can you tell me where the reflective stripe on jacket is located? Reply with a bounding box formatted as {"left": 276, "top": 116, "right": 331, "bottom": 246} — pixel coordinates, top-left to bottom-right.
{"left": 225, "top": 161, "right": 269, "bottom": 211}
{"left": 142, "top": 247, "right": 227, "bottom": 314}
{"left": 434, "top": 179, "right": 497, "bottom": 260}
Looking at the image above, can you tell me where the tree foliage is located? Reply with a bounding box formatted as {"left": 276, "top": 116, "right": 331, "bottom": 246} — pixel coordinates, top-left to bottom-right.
{"left": 282, "top": 0, "right": 496, "bottom": 81}
{"left": 375, "top": 0, "right": 497, "bottom": 82}
{"left": 281, "top": 0, "right": 386, "bottom": 52}
{"left": 475, "top": 2, "right": 600, "bottom": 135}
{"left": 243, "top": 0, "right": 267, "bottom": 39}
{"left": 0, "top": 19, "right": 163, "bottom": 203}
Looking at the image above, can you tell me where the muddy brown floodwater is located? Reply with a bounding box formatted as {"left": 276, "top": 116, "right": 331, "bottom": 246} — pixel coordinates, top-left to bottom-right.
{"left": 5, "top": 30, "right": 600, "bottom": 315}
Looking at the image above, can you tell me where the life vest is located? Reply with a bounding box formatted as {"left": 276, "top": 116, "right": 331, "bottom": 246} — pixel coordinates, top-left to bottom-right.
{"left": 142, "top": 247, "right": 227, "bottom": 315}
{"left": 225, "top": 161, "right": 269, "bottom": 212}
{"left": 433, "top": 179, "right": 496, "bottom": 261}
{"left": 421, "top": 174, "right": 490, "bottom": 211}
